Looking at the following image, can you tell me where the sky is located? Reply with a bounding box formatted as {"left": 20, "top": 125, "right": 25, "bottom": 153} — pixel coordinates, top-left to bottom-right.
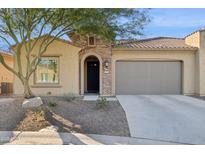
{"left": 1, "top": 8, "right": 205, "bottom": 50}
{"left": 142, "top": 8, "right": 205, "bottom": 39}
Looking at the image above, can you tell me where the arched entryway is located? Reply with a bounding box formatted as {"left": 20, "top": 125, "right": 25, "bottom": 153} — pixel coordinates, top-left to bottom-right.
{"left": 83, "top": 55, "right": 100, "bottom": 94}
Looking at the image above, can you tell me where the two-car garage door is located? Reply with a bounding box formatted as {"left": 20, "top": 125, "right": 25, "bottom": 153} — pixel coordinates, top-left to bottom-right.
{"left": 116, "top": 61, "right": 182, "bottom": 95}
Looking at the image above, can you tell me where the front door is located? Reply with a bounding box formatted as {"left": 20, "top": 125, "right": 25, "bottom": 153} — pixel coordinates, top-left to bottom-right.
{"left": 87, "top": 61, "right": 99, "bottom": 93}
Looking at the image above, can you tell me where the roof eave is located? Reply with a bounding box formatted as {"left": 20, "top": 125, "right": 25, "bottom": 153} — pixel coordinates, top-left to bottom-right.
{"left": 0, "top": 52, "right": 13, "bottom": 57}
{"left": 112, "top": 47, "right": 198, "bottom": 51}
{"left": 184, "top": 28, "right": 205, "bottom": 38}
{"left": 11, "top": 35, "right": 82, "bottom": 50}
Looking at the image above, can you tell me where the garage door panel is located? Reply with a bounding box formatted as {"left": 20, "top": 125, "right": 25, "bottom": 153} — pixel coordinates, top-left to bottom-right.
{"left": 116, "top": 61, "right": 182, "bottom": 95}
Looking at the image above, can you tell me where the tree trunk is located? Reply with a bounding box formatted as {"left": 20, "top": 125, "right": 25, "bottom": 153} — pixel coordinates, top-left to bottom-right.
{"left": 23, "top": 79, "right": 35, "bottom": 99}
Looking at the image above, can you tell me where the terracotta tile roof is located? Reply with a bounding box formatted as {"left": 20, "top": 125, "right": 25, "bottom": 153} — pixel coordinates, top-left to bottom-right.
{"left": 0, "top": 49, "right": 13, "bottom": 56}
{"left": 114, "top": 37, "right": 197, "bottom": 50}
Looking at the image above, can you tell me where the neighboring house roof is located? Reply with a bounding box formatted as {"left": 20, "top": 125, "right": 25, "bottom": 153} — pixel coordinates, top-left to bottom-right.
{"left": 114, "top": 37, "right": 198, "bottom": 50}
{"left": 0, "top": 49, "right": 13, "bottom": 56}
{"left": 184, "top": 28, "right": 205, "bottom": 38}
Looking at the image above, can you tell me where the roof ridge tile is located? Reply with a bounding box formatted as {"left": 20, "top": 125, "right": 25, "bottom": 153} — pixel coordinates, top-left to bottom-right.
{"left": 113, "top": 37, "right": 197, "bottom": 50}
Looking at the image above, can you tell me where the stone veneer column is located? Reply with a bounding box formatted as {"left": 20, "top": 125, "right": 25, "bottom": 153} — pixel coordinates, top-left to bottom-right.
{"left": 102, "top": 57, "right": 112, "bottom": 96}
{"left": 96, "top": 45, "right": 112, "bottom": 96}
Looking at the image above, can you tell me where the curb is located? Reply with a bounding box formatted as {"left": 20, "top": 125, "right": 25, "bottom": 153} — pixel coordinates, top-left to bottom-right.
{"left": 0, "top": 131, "right": 184, "bottom": 145}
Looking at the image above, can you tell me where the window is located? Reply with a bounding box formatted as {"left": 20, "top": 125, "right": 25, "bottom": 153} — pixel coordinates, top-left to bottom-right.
{"left": 36, "top": 57, "right": 59, "bottom": 84}
{"left": 41, "top": 73, "right": 48, "bottom": 82}
{"left": 88, "top": 36, "right": 95, "bottom": 46}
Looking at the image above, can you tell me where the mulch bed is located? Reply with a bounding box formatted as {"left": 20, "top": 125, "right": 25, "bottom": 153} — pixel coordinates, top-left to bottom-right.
{"left": 15, "top": 109, "right": 51, "bottom": 131}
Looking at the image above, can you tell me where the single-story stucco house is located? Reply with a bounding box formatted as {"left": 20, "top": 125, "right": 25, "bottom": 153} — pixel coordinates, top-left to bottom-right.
{"left": 13, "top": 29, "right": 205, "bottom": 96}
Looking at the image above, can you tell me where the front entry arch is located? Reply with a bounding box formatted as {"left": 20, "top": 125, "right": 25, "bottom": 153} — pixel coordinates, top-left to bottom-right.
{"left": 85, "top": 56, "right": 99, "bottom": 93}
{"left": 80, "top": 53, "right": 102, "bottom": 95}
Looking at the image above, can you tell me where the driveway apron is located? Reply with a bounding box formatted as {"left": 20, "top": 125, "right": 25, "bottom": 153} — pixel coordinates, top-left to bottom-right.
{"left": 117, "top": 95, "right": 205, "bottom": 144}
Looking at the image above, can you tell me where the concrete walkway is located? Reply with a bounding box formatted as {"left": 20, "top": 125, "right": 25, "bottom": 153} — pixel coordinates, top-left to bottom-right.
{"left": 117, "top": 95, "right": 205, "bottom": 145}
{"left": 0, "top": 131, "right": 182, "bottom": 145}
{"left": 0, "top": 98, "right": 14, "bottom": 103}
{"left": 83, "top": 95, "right": 117, "bottom": 101}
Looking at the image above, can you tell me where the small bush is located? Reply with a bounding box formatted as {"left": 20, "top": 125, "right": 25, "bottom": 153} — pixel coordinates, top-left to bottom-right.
{"left": 48, "top": 101, "right": 57, "bottom": 107}
{"left": 96, "top": 97, "right": 109, "bottom": 109}
{"left": 63, "top": 93, "right": 77, "bottom": 102}
{"left": 34, "top": 110, "right": 45, "bottom": 122}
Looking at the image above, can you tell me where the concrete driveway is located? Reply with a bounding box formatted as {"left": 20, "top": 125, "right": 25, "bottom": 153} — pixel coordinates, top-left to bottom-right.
{"left": 117, "top": 95, "right": 205, "bottom": 144}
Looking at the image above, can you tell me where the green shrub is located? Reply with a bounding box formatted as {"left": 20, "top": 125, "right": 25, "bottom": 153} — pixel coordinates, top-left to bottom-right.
{"left": 35, "top": 110, "right": 44, "bottom": 117}
{"left": 34, "top": 110, "right": 45, "bottom": 122}
{"left": 48, "top": 101, "right": 57, "bottom": 107}
{"left": 96, "top": 97, "right": 109, "bottom": 109}
{"left": 63, "top": 93, "right": 77, "bottom": 102}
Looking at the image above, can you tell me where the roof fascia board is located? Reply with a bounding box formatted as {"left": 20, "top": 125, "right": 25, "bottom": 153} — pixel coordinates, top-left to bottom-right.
{"left": 112, "top": 47, "right": 198, "bottom": 51}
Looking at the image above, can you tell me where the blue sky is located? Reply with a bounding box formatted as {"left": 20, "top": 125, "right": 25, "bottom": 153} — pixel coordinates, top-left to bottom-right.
{"left": 1, "top": 8, "right": 205, "bottom": 50}
{"left": 142, "top": 8, "right": 205, "bottom": 39}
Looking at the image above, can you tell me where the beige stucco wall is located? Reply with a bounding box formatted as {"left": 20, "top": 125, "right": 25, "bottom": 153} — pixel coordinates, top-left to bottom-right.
{"left": 112, "top": 49, "right": 197, "bottom": 95}
{"left": 185, "top": 32, "right": 200, "bottom": 94}
{"left": 198, "top": 31, "right": 205, "bottom": 95}
{"left": 0, "top": 54, "right": 13, "bottom": 94}
{"left": 0, "top": 54, "right": 13, "bottom": 83}
{"left": 185, "top": 32, "right": 200, "bottom": 48}
{"left": 13, "top": 39, "right": 81, "bottom": 96}
{"left": 185, "top": 30, "right": 205, "bottom": 96}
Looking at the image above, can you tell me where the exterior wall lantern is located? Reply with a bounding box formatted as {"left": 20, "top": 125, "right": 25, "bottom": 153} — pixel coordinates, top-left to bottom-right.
{"left": 103, "top": 60, "right": 109, "bottom": 74}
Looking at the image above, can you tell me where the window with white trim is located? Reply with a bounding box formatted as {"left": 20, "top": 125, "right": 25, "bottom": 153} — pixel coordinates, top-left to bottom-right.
{"left": 36, "top": 57, "right": 59, "bottom": 84}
